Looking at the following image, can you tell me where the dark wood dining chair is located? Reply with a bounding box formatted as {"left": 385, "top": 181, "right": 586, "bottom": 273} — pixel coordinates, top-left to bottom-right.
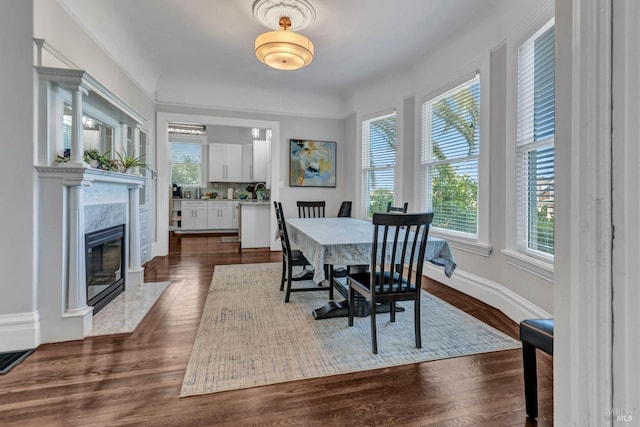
{"left": 347, "top": 212, "right": 434, "bottom": 354}
{"left": 297, "top": 201, "right": 326, "bottom": 218}
{"left": 337, "top": 201, "right": 352, "bottom": 217}
{"left": 386, "top": 201, "right": 409, "bottom": 213}
{"left": 274, "top": 202, "right": 333, "bottom": 302}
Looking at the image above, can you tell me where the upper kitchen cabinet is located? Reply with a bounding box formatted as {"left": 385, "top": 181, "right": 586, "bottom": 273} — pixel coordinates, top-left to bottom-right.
{"left": 208, "top": 143, "right": 242, "bottom": 182}
{"left": 252, "top": 140, "right": 269, "bottom": 182}
{"left": 240, "top": 140, "right": 270, "bottom": 182}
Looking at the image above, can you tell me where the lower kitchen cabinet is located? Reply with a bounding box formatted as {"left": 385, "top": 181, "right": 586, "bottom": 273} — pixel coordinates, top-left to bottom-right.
{"left": 181, "top": 201, "right": 208, "bottom": 230}
{"left": 207, "top": 202, "right": 233, "bottom": 229}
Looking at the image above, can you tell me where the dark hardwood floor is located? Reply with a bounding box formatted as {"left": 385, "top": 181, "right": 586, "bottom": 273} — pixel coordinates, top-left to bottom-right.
{"left": 0, "top": 233, "right": 553, "bottom": 426}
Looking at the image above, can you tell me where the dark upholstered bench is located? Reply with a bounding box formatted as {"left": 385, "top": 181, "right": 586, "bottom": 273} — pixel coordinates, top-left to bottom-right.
{"left": 519, "top": 318, "right": 554, "bottom": 419}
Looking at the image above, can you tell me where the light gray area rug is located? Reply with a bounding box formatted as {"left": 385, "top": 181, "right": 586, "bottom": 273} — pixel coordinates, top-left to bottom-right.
{"left": 180, "top": 263, "right": 520, "bottom": 397}
{"left": 88, "top": 281, "right": 171, "bottom": 336}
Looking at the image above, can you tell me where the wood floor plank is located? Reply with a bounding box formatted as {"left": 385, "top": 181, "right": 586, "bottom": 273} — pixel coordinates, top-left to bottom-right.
{"left": 0, "top": 232, "right": 553, "bottom": 426}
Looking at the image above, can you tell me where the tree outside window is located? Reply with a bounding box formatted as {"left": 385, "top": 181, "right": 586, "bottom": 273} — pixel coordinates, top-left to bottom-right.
{"left": 362, "top": 113, "right": 397, "bottom": 217}
{"left": 422, "top": 76, "right": 480, "bottom": 235}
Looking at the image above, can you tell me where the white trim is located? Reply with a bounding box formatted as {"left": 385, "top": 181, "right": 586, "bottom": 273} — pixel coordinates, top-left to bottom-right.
{"left": 0, "top": 311, "right": 41, "bottom": 352}
{"left": 611, "top": 0, "right": 640, "bottom": 418}
{"left": 501, "top": 249, "right": 553, "bottom": 282}
{"left": 423, "top": 264, "right": 551, "bottom": 324}
{"left": 430, "top": 229, "right": 492, "bottom": 257}
{"left": 554, "top": 0, "right": 614, "bottom": 424}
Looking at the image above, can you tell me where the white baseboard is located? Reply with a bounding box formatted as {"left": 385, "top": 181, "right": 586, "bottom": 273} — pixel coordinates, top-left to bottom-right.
{"left": 0, "top": 311, "right": 41, "bottom": 352}
{"left": 423, "top": 263, "right": 552, "bottom": 324}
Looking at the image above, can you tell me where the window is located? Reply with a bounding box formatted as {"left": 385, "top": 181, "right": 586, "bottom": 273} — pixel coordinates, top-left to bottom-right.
{"left": 361, "top": 112, "right": 397, "bottom": 217}
{"left": 515, "top": 21, "right": 555, "bottom": 256}
{"left": 421, "top": 75, "right": 480, "bottom": 235}
{"left": 170, "top": 138, "right": 202, "bottom": 187}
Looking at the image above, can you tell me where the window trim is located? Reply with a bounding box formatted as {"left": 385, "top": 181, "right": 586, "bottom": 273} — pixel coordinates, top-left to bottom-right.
{"left": 359, "top": 108, "right": 399, "bottom": 219}
{"left": 505, "top": 9, "right": 555, "bottom": 277}
{"left": 414, "top": 58, "right": 491, "bottom": 255}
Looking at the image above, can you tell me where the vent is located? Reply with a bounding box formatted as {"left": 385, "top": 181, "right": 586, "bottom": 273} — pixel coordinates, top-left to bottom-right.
{"left": 0, "top": 349, "right": 35, "bottom": 375}
{"left": 168, "top": 122, "right": 206, "bottom": 135}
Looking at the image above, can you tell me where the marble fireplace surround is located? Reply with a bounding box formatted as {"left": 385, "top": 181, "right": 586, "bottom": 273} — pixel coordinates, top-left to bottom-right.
{"left": 36, "top": 166, "right": 145, "bottom": 343}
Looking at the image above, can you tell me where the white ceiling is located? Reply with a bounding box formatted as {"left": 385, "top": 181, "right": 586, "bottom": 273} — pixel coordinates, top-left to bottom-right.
{"left": 58, "top": 0, "right": 500, "bottom": 100}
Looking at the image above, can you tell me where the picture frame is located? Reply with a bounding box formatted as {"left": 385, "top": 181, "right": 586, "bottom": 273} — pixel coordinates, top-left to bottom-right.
{"left": 289, "top": 139, "right": 337, "bottom": 188}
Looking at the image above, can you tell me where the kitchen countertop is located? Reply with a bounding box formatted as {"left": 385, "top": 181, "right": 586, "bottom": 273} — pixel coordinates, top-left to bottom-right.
{"left": 172, "top": 198, "right": 271, "bottom": 205}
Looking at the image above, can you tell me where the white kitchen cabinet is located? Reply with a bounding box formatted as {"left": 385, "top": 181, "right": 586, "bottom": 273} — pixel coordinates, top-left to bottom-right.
{"left": 252, "top": 140, "right": 270, "bottom": 182}
{"left": 207, "top": 202, "right": 233, "bottom": 229}
{"left": 239, "top": 141, "right": 270, "bottom": 182}
{"left": 232, "top": 201, "right": 240, "bottom": 229}
{"left": 239, "top": 202, "right": 271, "bottom": 248}
{"left": 182, "top": 201, "right": 207, "bottom": 230}
{"left": 208, "top": 143, "right": 242, "bottom": 182}
{"left": 241, "top": 144, "right": 252, "bottom": 182}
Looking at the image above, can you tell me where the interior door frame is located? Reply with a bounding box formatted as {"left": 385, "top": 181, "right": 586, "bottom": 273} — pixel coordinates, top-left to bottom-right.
{"left": 155, "top": 112, "right": 280, "bottom": 255}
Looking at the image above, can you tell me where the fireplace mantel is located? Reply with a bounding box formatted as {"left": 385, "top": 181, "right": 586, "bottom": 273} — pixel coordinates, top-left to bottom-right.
{"left": 36, "top": 165, "right": 146, "bottom": 187}
{"left": 36, "top": 165, "right": 146, "bottom": 342}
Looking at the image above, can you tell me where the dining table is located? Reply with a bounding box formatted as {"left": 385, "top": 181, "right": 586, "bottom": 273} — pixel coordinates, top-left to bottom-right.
{"left": 285, "top": 217, "right": 457, "bottom": 319}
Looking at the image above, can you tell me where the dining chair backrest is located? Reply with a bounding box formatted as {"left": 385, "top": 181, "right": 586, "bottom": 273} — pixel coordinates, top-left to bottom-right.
{"left": 297, "top": 201, "right": 326, "bottom": 218}
{"left": 337, "top": 201, "right": 352, "bottom": 217}
{"left": 370, "top": 212, "right": 434, "bottom": 296}
{"left": 276, "top": 201, "right": 302, "bottom": 264}
{"left": 386, "top": 202, "right": 409, "bottom": 213}
{"left": 274, "top": 201, "right": 293, "bottom": 261}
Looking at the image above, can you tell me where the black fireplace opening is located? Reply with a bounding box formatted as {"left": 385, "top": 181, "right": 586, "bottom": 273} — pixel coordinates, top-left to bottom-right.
{"left": 85, "top": 224, "right": 125, "bottom": 314}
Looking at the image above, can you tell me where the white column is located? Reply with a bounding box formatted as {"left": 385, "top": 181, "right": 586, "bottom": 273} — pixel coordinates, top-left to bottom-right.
{"left": 67, "top": 88, "right": 88, "bottom": 167}
{"left": 66, "top": 181, "right": 88, "bottom": 313}
{"left": 127, "top": 183, "right": 144, "bottom": 285}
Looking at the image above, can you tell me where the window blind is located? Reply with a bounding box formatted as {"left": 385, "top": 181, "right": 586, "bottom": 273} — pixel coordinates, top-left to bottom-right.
{"left": 170, "top": 141, "right": 202, "bottom": 186}
{"left": 516, "top": 22, "right": 555, "bottom": 255}
{"left": 361, "top": 113, "right": 397, "bottom": 217}
{"left": 421, "top": 76, "right": 480, "bottom": 235}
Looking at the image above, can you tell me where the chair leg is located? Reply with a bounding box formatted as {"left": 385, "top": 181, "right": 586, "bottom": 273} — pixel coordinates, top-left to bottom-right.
{"left": 329, "top": 276, "right": 334, "bottom": 300}
{"left": 284, "top": 264, "right": 293, "bottom": 303}
{"left": 390, "top": 299, "right": 396, "bottom": 323}
{"left": 348, "top": 285, "right": 355, "bottom": 327}
{"left": 370, "top": 300, "right": 378, "bottom": 354}
{"left": 414, "top": 298, "right": 421, "bottom": 349}
{"left": 522, "top": 341, "right": 538, "bottom": 419}
{"left": 279, "top": 259, "right": 286, "bottom": 291}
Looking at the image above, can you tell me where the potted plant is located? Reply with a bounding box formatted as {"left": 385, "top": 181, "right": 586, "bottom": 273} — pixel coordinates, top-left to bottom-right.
{"left": 115, "top": 150, "right": 150, "bottom": 174}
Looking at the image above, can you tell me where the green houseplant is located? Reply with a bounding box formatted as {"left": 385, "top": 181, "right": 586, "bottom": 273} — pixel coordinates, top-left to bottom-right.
{"left": 115, "top": 150, "right": 150, "bottom": 174}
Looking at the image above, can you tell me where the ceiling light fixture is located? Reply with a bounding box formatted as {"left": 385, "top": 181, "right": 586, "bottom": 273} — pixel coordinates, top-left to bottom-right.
{"left": 253, "top": 0, "right": 316, "bottom": 71}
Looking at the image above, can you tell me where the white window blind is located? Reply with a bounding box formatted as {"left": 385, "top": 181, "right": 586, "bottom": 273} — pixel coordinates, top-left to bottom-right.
{"left": 421, "top": 75, "right": 480, "bottom": 235}
{"left": 516, "top": 21, "right": 555, "bottom": 256}
{"left": 361, "top": 112, "right": 397, "bottom": 217}
{"left": 170, "top": 141, "right": 202, "bottom": 186}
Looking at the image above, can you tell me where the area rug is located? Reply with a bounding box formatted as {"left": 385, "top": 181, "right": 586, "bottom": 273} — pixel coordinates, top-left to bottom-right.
{"left": 88, "top": 281, "right": 171, "bottom": 336}
{"left": 180, "top": 263, "right": 520, "bottom": 397}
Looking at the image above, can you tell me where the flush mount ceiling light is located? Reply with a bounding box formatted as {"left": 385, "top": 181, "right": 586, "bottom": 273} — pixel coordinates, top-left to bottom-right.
{"left": 253, "top": 0, "right": 316, "bottom": 71}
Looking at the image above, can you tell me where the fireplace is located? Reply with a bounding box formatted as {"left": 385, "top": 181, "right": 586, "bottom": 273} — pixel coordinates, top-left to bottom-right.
{"left": 85, "top": 224, "right": 125, "bottom": 314}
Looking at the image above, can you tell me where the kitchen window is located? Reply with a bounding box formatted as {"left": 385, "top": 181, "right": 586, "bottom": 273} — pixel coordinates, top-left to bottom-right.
{"left": 170, "top": 135, "right": 204, "bottom": 187}
{"left": 361, "top": 112, "right": 397, "bottom": 218}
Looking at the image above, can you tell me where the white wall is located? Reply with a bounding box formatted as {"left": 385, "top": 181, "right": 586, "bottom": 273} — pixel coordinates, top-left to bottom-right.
{"left": 0, "top": 0, "right": 40, "bottom": 352}
{"left": 343, "top": 0, "right": 554, "bottom": 320}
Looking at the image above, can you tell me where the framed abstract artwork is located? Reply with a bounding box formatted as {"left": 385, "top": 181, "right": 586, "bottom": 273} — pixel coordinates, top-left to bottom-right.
{"left": 289, "top": 139, "right": 337, "bottom": 187}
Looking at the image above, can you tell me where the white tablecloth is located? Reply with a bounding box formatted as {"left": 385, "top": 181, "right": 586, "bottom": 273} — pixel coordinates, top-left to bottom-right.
{"left": 286, "top": 217, "right": 457, "bottom": 284}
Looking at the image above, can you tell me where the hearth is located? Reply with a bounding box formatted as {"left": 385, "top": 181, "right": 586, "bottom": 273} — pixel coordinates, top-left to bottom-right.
{"left": 85, "top": 224, "right": 125, "bottom": 314}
